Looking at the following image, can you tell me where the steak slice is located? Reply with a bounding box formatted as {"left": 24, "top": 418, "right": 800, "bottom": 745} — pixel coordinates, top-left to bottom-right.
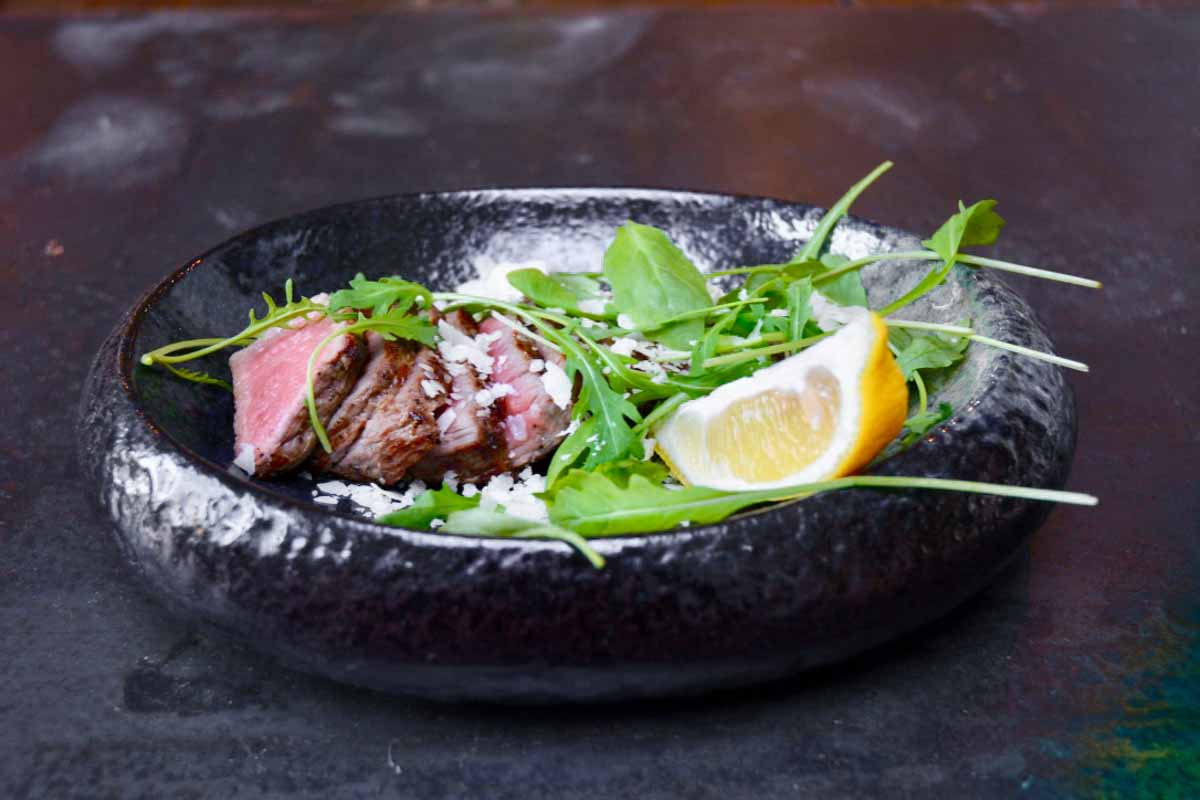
{"left": 410, "top": 310, "right": 508, "bottom": 483}
{"left": 478, "top": 315, "right": 572, "bottom": 471}
{"left": 309, "top": 335, "right": 446, "bottom": 484}
{"left": 230, "top": 317, "right": 366, "bottom": 477}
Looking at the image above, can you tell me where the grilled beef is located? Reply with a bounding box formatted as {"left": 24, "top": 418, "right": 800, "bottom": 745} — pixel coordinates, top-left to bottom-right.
{"left": 478, "top": 316, "right": 572, "bottom": 471}
{"left": 410, "top": 310, "right": 508, "bottom": 483}
{"left": 230, "top": 317, "right": 366, "bottom": 477}
{"left": 308, "top": 334, "right": 447, "bottom": 484}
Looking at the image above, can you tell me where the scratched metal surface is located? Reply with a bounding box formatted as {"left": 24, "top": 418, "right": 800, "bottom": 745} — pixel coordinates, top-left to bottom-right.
{"left": 1, "top": 8, "right": 1197, "bottom": 798}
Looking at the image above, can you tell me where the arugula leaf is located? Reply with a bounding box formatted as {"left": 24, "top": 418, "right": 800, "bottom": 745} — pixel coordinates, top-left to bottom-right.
{"left": 341, "top": 307, "right": 436, "bottom": 347}
{"left": 160, "top": 364, "right": 232, "bottom": 392}
{"left": 439, "top": 509, "right": 605, "bottom": 568}
{"left": 923, "top": 199, "right": 1005, "bottom": 266}
{"left": 377, "top": 486, "right": 480, "bottom": 529}
{"left": 880, "top": 201, "right": 1005, "bottom": 317}
{"left": 786, "top": 278, "right": 813, "bottom": 342}
{"left": 544, "top": 459, "right": 667, "bottom": 502}
{"left": 814, "top": 254, "right": 868, "bottom": 308}
{"left": 549, "top": 470, "right": 801, "bottom": 535}
{"left": 506, "top": 269, "right": 606, "bottom": 316}
{"left": 796, "top": 161, "right": 893, "bottom": 261}
{"left": 603, "top": 222, "right": 711, "bottom": 350}
{"left": 531, "top": 320, "right": 643, "bottom": 469}
{"left": 892, "top": 331, "right": 969, "bottom": 379}
{"left": 545, "top": 414, "right": 596, "bottom": 488}
{"left": 141, "top": 279, "right": 325, "bottom": 369}
{"left": 328, "top": 273, "right": 432, "bottom": 316}
{"left": 900, "top": 402, "right": 953, "bottom": 446}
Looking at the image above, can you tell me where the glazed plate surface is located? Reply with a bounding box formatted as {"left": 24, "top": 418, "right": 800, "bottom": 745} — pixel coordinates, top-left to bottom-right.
{"left": 78, "top": 189, "right": 1076, "bottom": 702}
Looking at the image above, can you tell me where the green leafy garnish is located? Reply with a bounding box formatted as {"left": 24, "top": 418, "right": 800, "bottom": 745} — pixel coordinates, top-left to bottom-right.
{"left": 923, "top": 200, "right": 1005, "bottom": 267}
{"left": 142, "top": 162, "right": 1101, "bottom": 568}
{"left": 901, "top": 402, "right": 953, "bottom": 447}
{"left": 890, "top": 328, "right": 970, "bottom": 380}
{"left": 548, "top": 469, "right": 783, "bottom": 535}
{"left": 441, "top": 509, "right": 605, "bottom": 568}
{"left": 327, "top": 273, "right": 432, "bottom": 316}
{"left": 507, "top": 269, "right": 606, "bottom": 316}
{"left": 545, "top": 414, "right": 596, "bottom": 488}
{"left": 786, "top": 278, "right": 813, "bottom": 343}
{"left": 377, "top": 486, "right": 480, "bottom": 529}
{"left": 796, "top": 161, "right": 894, "bottom": 262}
{"left": 550, "top": 468, "right": 1097, "bottom": 536}
{"left": 603, "top": 222, "right": 712, "bottom": 349}
{"left": 159, "top": 364, "right": 233, "bottom": 391}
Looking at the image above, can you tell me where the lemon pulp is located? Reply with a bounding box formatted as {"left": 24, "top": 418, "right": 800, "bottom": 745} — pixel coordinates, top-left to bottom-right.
{"left": 706, "top": 367, "right": 842, "bottom": 482}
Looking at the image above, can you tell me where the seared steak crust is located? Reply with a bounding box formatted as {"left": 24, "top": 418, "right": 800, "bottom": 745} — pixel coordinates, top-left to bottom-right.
{"left": 309, "top": 337, "right": 446, "bottom": 484}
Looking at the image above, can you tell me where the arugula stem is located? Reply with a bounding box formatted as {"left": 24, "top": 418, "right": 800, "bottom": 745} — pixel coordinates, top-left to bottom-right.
{"left": 652, "top": 297, "right": 763, "bottom": 328}
{"left": 797, "top": 161, "right": 894, "bottom": 261}
{"left": 827, "top": 476, "right": 1097, "bottom": 506}
{"left": 488, "top": 311, "right": 564, "bottom": 354}
{"left": 912, "top": 369, "right": 929, "bottom": 414}
{"left": 705, "top": 265, "right": 792, "bottom": 279}
{"left": 701, "top": 333, "right": 831, "bottom": 369}
{"left": 141, "top": 306, "right": 322, "bottom": 365}
{"left": 805, "top": 248, "right": 1100, "bottom": 290}
{"left": 955, "top": 253, "right": 1102, "bottom": 288}
{"left": 569, "top": 475, "right": 1096, "bottom": 536}
{"left": 304, "top": 329, "right": 343, "bottom": 453}
{"left": 886, "top": 319, "right": 974, "bottom": 336}
{"left": 717, "top": 332, "right": 786, "bottom": 349}
{"left": 633, "top": 393, "right": 689, "bottom": 435}
{"left": 812, "top": 250, "right": 929, "bottom": 285}
{"left": 967, "top": 335, "right": 1089, "bottom": 372}
{"left": 140, "top": 338, "right": 238, "bottom": 365}
{"left": 514, "top": 528, "right": 606, "bottom": 568}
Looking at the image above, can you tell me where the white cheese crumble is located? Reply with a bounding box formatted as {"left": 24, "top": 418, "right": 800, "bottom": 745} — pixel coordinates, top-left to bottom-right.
{"left": 769, "top": 308, "right": 789, "bottom": 318}
{"left": 436, "top": 319, "right": 499, "bottom": 377}
{"left": 475, "top": 383, "right": 515, "bottom": 408}
{"left": 233, "top": 443, "right": 256, "bottom": 475}
{"left": 528, "top": 358, "right": 545, "bottom": 373}
{"left": 609, "top": 337, "right": 638, "bottom": 357}
{"left": 436, "top": 408, "right": 457, "bottom": 434}
{"left": 616, "top": 313, "right": 637, "bottom": 331}
{"left": 420, "top": 379, "right": 444, "bottom": 398}
{"left": 477, "top": 468, "right": 549, "bottom": 522}
{"left": 313, "top": 479, "right": 426, "bottom": 517}
{"left": 540, "top": 361, "right": 572, "bottom": 409}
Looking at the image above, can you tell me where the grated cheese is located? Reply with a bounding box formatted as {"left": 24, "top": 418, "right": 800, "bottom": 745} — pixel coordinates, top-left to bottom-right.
{"left": 540, "top": 362, "right": 572, "bottom": 409}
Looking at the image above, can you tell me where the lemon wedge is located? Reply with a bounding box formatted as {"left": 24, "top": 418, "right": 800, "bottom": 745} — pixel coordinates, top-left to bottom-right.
{"left": 656, "top": 310, "right": 908, "bottom": 491}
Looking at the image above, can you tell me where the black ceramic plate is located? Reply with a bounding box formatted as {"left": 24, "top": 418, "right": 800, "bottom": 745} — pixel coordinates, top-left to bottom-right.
{"left": 78, "top": 189, "right": 1075, "bottom": 703}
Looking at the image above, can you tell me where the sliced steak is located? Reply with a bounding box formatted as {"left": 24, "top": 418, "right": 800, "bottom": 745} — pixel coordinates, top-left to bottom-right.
{"left": 309, "top": 335, "right": 446, "bottom": 484}
{"left": 410, "top": 310, "right": 508, "bottom": 483}
{"left": 478, "top": 316, "right": 572, "bottom": 471}
{"left": 230, "top": 317, "right": 366, "bottom": 477}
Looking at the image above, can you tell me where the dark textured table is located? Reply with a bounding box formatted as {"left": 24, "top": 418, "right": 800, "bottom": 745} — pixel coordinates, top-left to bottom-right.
{"left": 2, "top": 8, "right": 1197, "bottom": 798}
